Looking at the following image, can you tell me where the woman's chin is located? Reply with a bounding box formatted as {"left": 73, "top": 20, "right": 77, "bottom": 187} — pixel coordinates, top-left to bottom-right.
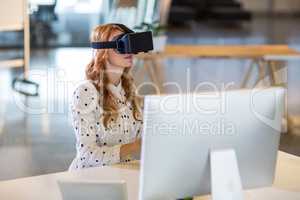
{"left": 124, "top": 61, "right": 133, "bottom": 68}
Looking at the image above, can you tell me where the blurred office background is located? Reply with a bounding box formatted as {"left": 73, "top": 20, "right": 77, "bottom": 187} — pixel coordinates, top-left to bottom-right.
{"left": 0, "top": 0, "right": 300, "bottom": 180}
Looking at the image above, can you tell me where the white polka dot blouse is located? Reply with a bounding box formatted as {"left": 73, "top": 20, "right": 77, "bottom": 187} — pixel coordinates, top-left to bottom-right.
{"left": 68, "top": 80, "right": 143, "bottom": 170}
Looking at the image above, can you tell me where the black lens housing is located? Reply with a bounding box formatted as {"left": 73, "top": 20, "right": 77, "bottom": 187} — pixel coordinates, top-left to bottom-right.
{"left": 91, "top": 24, "right": 153, "bottom": 54}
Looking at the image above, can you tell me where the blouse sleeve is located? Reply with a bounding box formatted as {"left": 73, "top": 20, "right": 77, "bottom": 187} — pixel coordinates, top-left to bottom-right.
{"left": 71, "top": 82, "right": 121, "bottom": 168}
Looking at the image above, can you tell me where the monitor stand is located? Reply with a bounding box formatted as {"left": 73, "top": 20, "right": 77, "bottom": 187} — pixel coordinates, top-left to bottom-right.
{"left": 210, "top": 149, "right": 244, "bottom": 200}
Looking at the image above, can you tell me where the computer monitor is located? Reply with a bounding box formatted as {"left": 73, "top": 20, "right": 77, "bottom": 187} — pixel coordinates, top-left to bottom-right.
{"left": 139, "top": 87, "right": 285, "bottom": 200}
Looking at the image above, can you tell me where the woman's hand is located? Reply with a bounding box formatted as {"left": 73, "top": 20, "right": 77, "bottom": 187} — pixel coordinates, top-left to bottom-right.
{"left": 120, "top": 138, "right": 141, "bottom": 161}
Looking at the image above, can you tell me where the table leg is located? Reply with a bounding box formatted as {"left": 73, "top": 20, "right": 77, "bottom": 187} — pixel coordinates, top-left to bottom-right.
{"left": 268, "top": 61, "right": 276, "bottom": 86}
{"left": 241, "top": 58, "right": 268, "bottom": 88}
{"left": 241, "top": 59, "right": 256, "bottom": 88}
{"left": 254, "top": 59, "right": 269, "bottom": 87}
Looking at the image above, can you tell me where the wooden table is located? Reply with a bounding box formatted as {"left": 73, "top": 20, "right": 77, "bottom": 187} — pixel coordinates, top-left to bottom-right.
{"left": 0, "top": 151, "right": 299, "bottom": 200}
{"left": 135, "top": 44, "right": 300, "bottom": 90}
{"left": 139, "top": 45, "right": 300, "bottom": 59}
{"left": 134, "top": 45, "right": 300, "bottom": 132}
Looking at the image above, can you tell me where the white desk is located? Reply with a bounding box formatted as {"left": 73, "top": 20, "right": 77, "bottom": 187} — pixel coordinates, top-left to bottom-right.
{"left": 0, "top": 151, "right": 299, "bottom": 200}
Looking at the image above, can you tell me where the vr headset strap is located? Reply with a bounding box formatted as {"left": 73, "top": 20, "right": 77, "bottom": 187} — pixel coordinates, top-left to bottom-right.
{"left": 91, "top": 41, "right": 117, "bottom": 49}
{"left": 113, "top": 23, "right": 134, "bottom": 33}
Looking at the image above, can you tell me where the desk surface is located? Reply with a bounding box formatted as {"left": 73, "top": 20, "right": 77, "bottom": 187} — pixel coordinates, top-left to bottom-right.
{"left": 136, "top": 45, "right": 300, "bottom": 59}
{"left": 0, "top": 151, "right": 299, "bottom": 200}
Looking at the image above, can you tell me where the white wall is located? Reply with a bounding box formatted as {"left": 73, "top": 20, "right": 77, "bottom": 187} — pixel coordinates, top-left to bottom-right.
{"left": 240, "top": 0, "right": 300, "bottom": 13}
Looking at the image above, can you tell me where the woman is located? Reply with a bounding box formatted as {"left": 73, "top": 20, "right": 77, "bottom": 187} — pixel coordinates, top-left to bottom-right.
{"left": 69, "top": 23, "right": 143, "bottom": 170}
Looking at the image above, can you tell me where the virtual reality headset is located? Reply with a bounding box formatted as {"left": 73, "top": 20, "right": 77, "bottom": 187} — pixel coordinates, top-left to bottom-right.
{"left": 91, "top": 24, "right": 153, "bottom": 54}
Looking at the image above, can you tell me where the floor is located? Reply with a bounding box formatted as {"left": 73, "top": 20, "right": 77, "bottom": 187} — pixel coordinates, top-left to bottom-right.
{"left": 1, "top": 16, "right": 300, "bottom": 181}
